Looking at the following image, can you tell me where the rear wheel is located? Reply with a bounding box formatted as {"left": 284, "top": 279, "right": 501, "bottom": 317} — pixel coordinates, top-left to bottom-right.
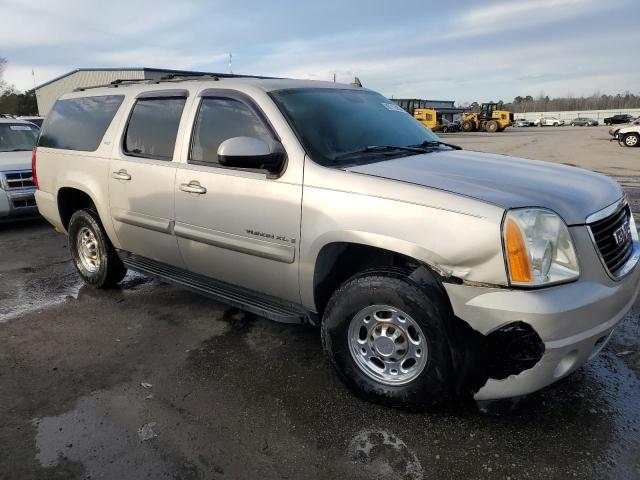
{"left": 485, "top": 120, "right": 499, "bottom": 133}
{"left": 321, "top": 272, "right": 453, "bottom": 408}
{"left": 623, "top": 133, "right": 639, "bottom": 147}
{"left": 68, "top": 209, "right": 127, "bottom": 288}
{"left": 571, "top": 123, "right": 575, "bottom": 127}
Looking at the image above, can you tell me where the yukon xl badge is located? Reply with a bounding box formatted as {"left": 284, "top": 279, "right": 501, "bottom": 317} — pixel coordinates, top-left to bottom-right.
{"left": 246, "top": 229, "right": 296, "bottom": 244}
{"left": 613, "top": 221, "right": 631, "bottom": 246}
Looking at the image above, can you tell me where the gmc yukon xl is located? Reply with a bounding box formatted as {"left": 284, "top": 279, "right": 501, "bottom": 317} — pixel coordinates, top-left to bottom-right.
{"left": 34, "top": 76, "right": 640, "bottom": 407}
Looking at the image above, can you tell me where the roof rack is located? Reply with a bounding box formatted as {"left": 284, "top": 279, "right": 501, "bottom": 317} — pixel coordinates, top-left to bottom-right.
{"left": 74, "top": 72, "right": 283, "bottom": 92}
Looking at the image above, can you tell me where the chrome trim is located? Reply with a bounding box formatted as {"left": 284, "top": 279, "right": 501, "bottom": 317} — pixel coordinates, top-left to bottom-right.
{"left": 585, "top": 197, "right": 626, "bottom": 224}
{"left": 586, "top": 203, "right": 640, "bottom": 281}
{"left": 174, "top": 222, "right": 295, "bottom": 264}
{"left": 0, "top": 169, "right": 35, "bottom": 191}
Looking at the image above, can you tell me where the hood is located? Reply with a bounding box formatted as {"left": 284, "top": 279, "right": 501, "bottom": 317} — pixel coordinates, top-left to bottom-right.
{"left": 347, "top": 150, "right": 622, "bottom": 225}
{"left": 0, "top": 150, "right": 32, "bottom": 172}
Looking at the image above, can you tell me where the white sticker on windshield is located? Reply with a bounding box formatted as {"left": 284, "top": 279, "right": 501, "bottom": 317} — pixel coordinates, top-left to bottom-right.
{"left": 10, "top": 125, "right": 33, "bottom": 131}
{"left": 382, "top": 103, "right": 405, "bottom": 112}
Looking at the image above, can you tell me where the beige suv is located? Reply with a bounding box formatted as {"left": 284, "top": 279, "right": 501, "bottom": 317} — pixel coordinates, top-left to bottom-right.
{"left": 34, "top": 76, "right": 639, "bottom": 407}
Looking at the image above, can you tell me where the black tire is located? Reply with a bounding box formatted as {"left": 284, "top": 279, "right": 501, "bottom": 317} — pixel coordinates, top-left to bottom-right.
{"left": 623, "top": 133, "right": 639, "bottom": 147}
{"left": 485, "top": 120, "right": 499, "bottom": 133}
{"left": 68, "top": 208, "right": 127, "bottom": 288}
{"left": 321, "top": 271, "right": 453, "bottom": 408}
{"left": 461, "top": 120, "right": 474, "bottom": 132}
{"left": 570, "top": 123, "right": 575, "bottom": 127}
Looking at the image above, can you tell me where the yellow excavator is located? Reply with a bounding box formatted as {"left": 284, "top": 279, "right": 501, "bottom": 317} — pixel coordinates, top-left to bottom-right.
{"left": 461, "top": 103, "right": 513, "bottom": 132}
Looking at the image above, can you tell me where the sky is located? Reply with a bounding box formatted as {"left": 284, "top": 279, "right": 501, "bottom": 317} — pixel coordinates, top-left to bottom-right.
{"left": 1, "top": 0, "right": 638, "bottom": 104}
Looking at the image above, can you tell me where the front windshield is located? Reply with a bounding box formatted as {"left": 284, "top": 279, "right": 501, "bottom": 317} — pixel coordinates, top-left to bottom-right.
{"left": 0, "top": 123, "right": 39, "bottom": 152}
{"left": 270, "top": 88, "right": 441, "bottom": 167}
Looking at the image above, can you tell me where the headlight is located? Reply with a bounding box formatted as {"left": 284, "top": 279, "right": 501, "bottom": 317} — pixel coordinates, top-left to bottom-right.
{"left": 503, "top": 208, "right": 579, "bottom": 286}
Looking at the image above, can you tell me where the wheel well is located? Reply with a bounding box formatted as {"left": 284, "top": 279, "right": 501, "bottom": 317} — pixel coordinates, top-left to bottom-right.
{"left": 313, "top": 243, "right": 424, "bottom": 315}
{"left": 57, "top": 188, "right": 95, "bottom": 230}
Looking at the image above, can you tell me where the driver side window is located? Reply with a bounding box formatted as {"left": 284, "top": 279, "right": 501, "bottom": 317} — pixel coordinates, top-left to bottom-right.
{"left": 189, "top": 97, "right": 272, "bottom": 166}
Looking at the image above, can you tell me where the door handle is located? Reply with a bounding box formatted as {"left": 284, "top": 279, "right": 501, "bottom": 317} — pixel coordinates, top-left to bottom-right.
{"left": 180, "top": 181, "right": 207, "bottom": 195}
{"left": 112, "top": 169, "right": 131, "bottom": 181}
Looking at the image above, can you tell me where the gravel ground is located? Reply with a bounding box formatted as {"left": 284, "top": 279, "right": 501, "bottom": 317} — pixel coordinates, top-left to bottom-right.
{"left": 1, "top": 128, "right": 639, "bottom": 479}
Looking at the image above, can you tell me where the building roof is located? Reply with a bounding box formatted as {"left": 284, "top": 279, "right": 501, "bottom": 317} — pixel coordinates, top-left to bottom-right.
{"left": 35, "top": 67, "right": 214, "bottom": 90}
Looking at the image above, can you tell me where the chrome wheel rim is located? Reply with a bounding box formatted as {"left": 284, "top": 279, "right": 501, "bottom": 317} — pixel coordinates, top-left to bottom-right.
{"left": 348, "top": 305, "right": 428, "bottom": 385}
{"left": 626, "top": 135, "right": 638, "bottom": 146}
{"left": 77, "top": 226, "right": 100, "bottom": 273}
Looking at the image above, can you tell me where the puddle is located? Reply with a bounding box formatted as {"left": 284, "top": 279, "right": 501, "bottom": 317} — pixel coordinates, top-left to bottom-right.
{"left": 0, "top": 269, "right": 151, "bottom": 323}
{"left": 33, "top": 389, "right": 171, "bottom": 480}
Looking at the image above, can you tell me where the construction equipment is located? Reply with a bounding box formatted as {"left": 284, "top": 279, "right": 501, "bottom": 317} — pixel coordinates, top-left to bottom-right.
{"left": 461, "top": 103, "right": 513, "bottom": 132}
{"left": 412, "top": 109, "right": 459, "bottom": 132}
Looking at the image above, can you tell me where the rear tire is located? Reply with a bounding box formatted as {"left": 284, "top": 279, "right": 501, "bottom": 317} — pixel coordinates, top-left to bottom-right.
{"left": 321, "top": 272, "right": 453, "bottom": 408}
{"left": 623, "top": 133, "right": 639, "bottom": 147}
{"left": 68, "top": 208, "right": 127, "bottom": 288}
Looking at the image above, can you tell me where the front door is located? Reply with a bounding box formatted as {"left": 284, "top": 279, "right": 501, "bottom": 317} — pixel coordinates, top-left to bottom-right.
{"left": 173, "top": 92, "right": 302, "bottom": 303}
{"left": 109, "top": 92, "right": 189, "bottom": 267}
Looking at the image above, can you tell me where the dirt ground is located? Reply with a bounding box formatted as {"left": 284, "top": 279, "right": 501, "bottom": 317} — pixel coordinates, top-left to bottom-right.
{"left": 1, "top": 127, "right": 639, "bottom": 479}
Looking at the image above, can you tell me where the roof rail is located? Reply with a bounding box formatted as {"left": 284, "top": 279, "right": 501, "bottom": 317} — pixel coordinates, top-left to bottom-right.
{"left": 73, "top": 72, "right": 284, "bottom": 92}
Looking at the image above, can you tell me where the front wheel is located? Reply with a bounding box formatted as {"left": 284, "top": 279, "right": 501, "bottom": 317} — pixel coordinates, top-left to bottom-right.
{"left": 321, "top": 272, "right": 453, "bottom": 408}
{"left": 623, "top": 133, "right": 639, "bottom": 147}
{"left": 68, "top": 208, "right": 127, "bottom": 288}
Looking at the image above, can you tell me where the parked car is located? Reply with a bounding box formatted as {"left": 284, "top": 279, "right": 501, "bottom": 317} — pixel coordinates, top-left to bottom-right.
{"left": 19, "top": 116, "right": 45, "bottom": 128}
{"left": 534, "top": 116, "right": 564, "bottom": 126}
{"left": 33, "top": 77, "right": 640, "bottom": 407}
{"left": 609, "top": 117, "right": 640, "bottom": 137}
{"left": 613, "top": 124, "right": 640, "bottom": 147}
{"left": 0, "top": 117, "right": 39, "bottom": 221}
{"left": 570, "top": 117, "right": 598, "bottom": 127}
{"left": 440, "top": 119, "right": 461, "bottom": 133}
{"left": 604, "top": 114, "right": 634, "bottom": 126}
{"left": 513, "top": 118, "right": 532, "bottom": 127}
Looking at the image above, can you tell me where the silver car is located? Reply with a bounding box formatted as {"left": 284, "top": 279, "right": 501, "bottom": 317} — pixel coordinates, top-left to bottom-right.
{"left": 33, "top": 77, "right": 640, "bottom": 407}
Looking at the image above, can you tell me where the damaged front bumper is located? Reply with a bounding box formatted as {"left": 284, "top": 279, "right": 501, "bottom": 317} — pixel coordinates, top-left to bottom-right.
{"left": 443, "top": 226, "right": 640, "bottom": 401}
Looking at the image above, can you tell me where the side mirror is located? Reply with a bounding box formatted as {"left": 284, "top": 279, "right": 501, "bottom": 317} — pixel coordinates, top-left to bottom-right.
{"left": 217, "top": 137, "right": 285, "bottom": 172}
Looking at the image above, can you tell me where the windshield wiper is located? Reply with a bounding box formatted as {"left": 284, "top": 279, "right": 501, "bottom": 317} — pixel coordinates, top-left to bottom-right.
{"left": 333, "top": 145, "right": 427, "bottom": 161}
{"left": 1, "top": 148, "right": 32, "bottom": 152}
{"left": 410, "top": 140, "right": 462, "bottom": 151}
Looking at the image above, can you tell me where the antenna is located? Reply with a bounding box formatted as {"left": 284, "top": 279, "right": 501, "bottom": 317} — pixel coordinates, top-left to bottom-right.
{"left": 228, "top": 53, "right": 233, "bottom": 74}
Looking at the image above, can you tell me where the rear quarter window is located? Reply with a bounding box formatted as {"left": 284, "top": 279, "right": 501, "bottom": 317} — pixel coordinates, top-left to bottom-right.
{"left": 38, "top": 95, "right": 124, "bottom": 151}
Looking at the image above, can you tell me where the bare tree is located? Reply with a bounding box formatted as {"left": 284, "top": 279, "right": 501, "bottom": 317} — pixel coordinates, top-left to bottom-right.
{"left": 0, "top": 57, "right": 7, "bottom": 93}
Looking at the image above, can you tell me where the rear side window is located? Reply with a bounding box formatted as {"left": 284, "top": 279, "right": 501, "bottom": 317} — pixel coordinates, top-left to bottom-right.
{"left": 124, "top": 98, "right": 186, "bottom": 160}
{"left": 190, "top": 98, "right": 271, "bottom": 165}
{"left": 39, "top": 95, "right": 124, "bottom": 151}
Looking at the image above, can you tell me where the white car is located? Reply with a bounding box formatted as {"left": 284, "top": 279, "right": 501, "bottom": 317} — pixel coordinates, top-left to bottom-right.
{"left": 0, "top": 117, "right": 39, "bottom": 221}
{"left": 535, "top": 117, "right": 565, "bottom": 127}
{"left": 614, "top": 124, "right": 640, "bottom": 147}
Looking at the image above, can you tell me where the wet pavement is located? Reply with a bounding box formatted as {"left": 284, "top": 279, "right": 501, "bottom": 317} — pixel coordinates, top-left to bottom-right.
{"left": 1, "top": 208, "right": 640, "bottom": 479}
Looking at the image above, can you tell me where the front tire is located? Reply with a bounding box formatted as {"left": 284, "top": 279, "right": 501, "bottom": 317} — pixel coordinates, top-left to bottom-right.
{"left": 321, "top": 272, "right": 453, "bottom": 408}
{"left": 623, "top": 133, "right": 639, "bottom": 147}
{"left": 68, "top": 209, "right": 127, "bottom": 288}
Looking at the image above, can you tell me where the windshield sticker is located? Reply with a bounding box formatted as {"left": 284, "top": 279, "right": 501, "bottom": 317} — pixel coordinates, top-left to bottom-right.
{"left": 382, "top": 103, "right": 405, "bottom": 112}
{"left": 10, "top": 125, "right": 33, "bottom": 131}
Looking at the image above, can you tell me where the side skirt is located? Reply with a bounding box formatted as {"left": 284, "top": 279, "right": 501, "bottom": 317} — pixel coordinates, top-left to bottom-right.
{"left": 118, "top": 250, "right": 309, "bottom": 324}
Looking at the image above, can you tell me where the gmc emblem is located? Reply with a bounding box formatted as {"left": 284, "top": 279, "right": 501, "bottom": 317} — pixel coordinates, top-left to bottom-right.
{"left": 613, "top": 221, "right": 631, "bottom": 246}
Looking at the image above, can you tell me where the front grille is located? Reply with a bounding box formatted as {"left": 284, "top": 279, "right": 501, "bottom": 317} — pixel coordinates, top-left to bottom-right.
{"left": 588, "top": 204, "right": 634, "bottom": 276}
{"left": 3, "top": 170, "right": 34, "bottom": 189}
{"left": 11, "top": 198, "right": 36, "bottom": 209}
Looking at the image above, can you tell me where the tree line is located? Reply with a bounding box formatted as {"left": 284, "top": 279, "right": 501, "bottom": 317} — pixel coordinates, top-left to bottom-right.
{"left": 465, "top": 91, "right": 640, "bottom": 113}
{"left": 0, "top": 57, "right": 38, "bottom": 115}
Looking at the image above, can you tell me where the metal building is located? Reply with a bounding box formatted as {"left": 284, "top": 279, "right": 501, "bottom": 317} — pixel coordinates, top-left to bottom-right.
{"left": 392, "top": 99, "right": 465, "bottom": 122}
{"left": 34, "top": 67, "right": 211, "bottom": 115}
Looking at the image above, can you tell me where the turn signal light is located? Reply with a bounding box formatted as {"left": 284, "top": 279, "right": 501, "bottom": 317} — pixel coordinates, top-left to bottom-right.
{"left": 505, "top": 218, "right": 532, "bottom": 283}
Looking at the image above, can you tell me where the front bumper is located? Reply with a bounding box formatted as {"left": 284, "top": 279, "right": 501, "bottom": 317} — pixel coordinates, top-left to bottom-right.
{"left": 0, "top": 187, "right": 38, "bottom": 220}
{"left": 444, "top": 225, "right": 640, "bottom": 400}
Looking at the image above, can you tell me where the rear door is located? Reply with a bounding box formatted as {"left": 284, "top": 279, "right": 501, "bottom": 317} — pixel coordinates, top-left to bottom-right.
{"left": 108, "top": 90, "right": 190, "bottom": 267}
{"left": 173, "top": 89, "right": 302, "bottom": 303}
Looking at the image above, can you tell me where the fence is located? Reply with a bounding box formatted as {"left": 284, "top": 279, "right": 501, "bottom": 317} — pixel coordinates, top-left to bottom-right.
{"left": 516, "top": 108, "right": 640, "bottom": 122}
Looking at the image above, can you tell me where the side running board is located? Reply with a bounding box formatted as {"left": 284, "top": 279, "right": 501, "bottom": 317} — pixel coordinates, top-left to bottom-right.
{"left": 119, "top": 251, "right": 308, "bottom": 324}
